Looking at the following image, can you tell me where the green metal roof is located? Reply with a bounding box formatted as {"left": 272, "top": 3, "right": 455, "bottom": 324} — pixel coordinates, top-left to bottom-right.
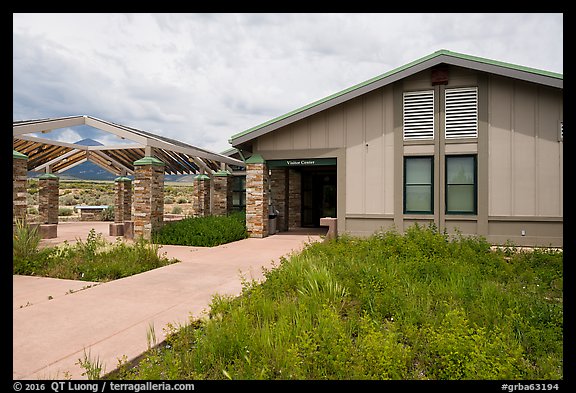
{"left": 214, "top": 170, "right": 232, "bottom": 177}
{"left": 439, "top": 49, "right": 562, "bottom": 79}
{"left": 13, "top": 149, "right": 28, "bottom": 160}
{"left": 133, "top": 156, "right": 165, "bottom": 166}
{"left": 245, "top": 153, "right": 265, "bottom": 164}
{"left": 39, "top": 173, "right": 59, "bottom": 179}
{"left": 229, "top": 49, "right": 562, "bottom": 145}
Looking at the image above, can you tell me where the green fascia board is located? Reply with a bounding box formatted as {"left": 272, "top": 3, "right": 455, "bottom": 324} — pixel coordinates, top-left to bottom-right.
{"left": 440, "top": 49, "right": 563, "bottom": 80}
{"left": 228, "top": 49, "right": 562, "bottom": 144}
{"left": 39, "top": 173, "right": 59, "bottom": 179}
{"left": 214, "top": 170, "right": 231, "bottom": 177}
{"left": 245, "top": 154, "right": 265, "bottom": 164}
{"left": 133, "top": 156, "right": 165, "bottom": 166}
{"left": 13, "top": 150, "right": 28, "bottom": 160}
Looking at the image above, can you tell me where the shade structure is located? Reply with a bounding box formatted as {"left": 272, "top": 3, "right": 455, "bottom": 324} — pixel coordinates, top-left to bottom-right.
{"left": 13, "top": 115, "right": 244, "bottom": 176}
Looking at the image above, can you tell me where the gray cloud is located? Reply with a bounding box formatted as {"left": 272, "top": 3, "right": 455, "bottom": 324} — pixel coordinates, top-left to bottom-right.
{"left": 13, "top": 13, "right": 563, "bottom": 153}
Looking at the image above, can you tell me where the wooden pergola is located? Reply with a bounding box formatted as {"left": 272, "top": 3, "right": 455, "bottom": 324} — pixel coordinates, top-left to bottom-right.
{"left": 13, "top": 115, "right": 244, "bottom": 175}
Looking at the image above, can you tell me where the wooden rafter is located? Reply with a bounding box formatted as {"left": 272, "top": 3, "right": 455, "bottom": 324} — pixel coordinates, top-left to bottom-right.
{"left": 13, "top": 115, "right": 245, "bottom": 177}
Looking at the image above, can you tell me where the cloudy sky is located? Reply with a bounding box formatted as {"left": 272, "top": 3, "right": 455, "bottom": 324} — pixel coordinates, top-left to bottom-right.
{"left": 13, "top": 13, "right": 563, "bottom": 154}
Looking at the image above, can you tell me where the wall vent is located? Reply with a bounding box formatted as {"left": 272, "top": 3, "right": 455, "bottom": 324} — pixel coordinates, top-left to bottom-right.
{"left": 445, "top": 87, "right": 478, "bottom": 139}
{"left": 403, "top": 90, "right": 435, "bottom": 140}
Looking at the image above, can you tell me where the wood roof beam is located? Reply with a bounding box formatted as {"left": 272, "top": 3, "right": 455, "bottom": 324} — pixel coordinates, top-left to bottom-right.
{"left": 91, "top": 150, "right": 134, "bottom": 176}
{"left": 31, "top": 149, "right": 82, "bottom": 172}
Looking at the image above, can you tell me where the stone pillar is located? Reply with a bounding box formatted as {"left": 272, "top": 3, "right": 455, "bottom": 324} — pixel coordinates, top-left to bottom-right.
{"left": 110, "top": 176, "right": 132, "bottom": 237}
{"left": 212, "top": 171, "right": 232, "bottom": 216}
{"left": 13, "top": 150, "right": 28, "bottom": 223}
{"left": 193, "top": 174, "right": 211, "bottom": 217}
{"left": 133, "top": 156, "right": 164, "bottom": 240}
{"left": 114, "top": 176, "right": 133, "bottom": 223}
{"left": 246, "top": 154, "right": 269, "bottom": 238}
{"left": 39, "top": 173, "right": 59, "bottom": 224}
{"left": 270, "top": 168, "right": 287, "bottom": 231}
{"left": 288, "top": 169, "right": 301, "bottom": 229}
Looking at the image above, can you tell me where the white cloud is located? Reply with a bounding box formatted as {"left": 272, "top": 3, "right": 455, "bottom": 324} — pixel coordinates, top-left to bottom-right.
{"left": 13, "top": 13, "right": 563, "bottom": 153}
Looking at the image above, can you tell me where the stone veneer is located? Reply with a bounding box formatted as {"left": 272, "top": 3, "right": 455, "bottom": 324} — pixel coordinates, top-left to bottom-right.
{"left": 133, "top": 156, "right": 164, "bottom": 239}
{"left": 288, "top": 169, "right": 301, "bottom": 229}
{"left": 193, "top": 174, "right": 211, "bottom": 217}
{"left": 212, "top": 171, "right": 232, "bottom": 216}
{"left": 39, "top": 173, "right": 59, "bottom": 225}
{"left": 245, "top": 154, "right": 269, "bottom": 238}
{"left": 114, "top": 176, "right": 133, "bottom": 223}
{"left": 269, "top": 168, "right": 287, "bottom": 231}
{"left": 13, "top": 150, "right": 28, "bottom": 223}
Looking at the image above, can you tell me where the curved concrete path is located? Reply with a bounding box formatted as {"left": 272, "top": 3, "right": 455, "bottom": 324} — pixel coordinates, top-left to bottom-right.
{"left": 13, "top": 222, "right": 323, "bottom": 380}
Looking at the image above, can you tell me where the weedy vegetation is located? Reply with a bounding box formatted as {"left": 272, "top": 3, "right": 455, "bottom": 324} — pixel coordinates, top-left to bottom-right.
{"left": 103, "top": 224, "right": 562, "bottom": 380}
{"left": 13, "top": 225, "right": 178, "bottom": 282}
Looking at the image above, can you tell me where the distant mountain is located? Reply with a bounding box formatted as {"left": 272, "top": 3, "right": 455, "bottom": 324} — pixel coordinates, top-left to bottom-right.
{"left": 75, "top": 138, "right": 104, "bottom": 146}
{"left": 61, "top": 161, "right": 118, "bottom": 180}
{"left": 27, "top": 138, "right": 115, "bottom": 181}
{"left": 54, "top": 138, "right": 117, "bottom": 180}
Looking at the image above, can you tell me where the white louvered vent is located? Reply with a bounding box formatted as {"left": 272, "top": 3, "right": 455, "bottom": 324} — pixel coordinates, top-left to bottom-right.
{"left": 445, "top": 87, "right": 478, "bottom": 139}
{"left": 403, "top": 90, "right": 434, "bottom": 140}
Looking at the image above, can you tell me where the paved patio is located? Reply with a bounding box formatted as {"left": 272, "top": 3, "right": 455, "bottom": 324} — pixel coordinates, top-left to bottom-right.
{"left": 13, "top": 221, "right": 325, "bottom": 380}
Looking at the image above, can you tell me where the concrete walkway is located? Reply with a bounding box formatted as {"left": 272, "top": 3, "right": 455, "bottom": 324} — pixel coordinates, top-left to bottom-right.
{"left": 13, "top": 222, "right": 324, "bottom": 380}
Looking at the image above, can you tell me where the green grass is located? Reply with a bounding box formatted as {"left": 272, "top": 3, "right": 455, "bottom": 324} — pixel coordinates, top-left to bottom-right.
{"left": 106, "top": 224, "right": 563, "bottom": 380}
{"left": 13, "top": 227, "right": 178, "bottom": 282}
{"left": 152, "top": 212, "right": 248, "bottom": 247}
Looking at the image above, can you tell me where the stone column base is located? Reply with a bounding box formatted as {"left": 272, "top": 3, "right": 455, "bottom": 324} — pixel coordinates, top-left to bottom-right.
{"left": 39, "top": 224, "right": 58, "bottom": 239}
{"left": 123, "top": 221, "right": 134, "bottom": 239}
{"left": 109, "top": 223, "right": 125, "bottom": 237}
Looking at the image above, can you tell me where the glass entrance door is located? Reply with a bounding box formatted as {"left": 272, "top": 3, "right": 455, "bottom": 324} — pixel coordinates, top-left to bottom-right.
{"left": 301, "top": 169, "right": 337, "bottom": 227}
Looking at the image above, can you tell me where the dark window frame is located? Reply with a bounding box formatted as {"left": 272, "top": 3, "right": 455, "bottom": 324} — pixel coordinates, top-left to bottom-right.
{"left": 403, "top": 156, "right": 434, "bottom": 214}
{"left": 445, "top": 154, "right": 477, "bottom": 215}
{"left": 231, "top": 175, "right": 246, "bottom": 211}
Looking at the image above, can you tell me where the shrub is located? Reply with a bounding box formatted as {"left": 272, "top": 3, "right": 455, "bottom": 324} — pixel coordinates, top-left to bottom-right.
{"left": 101, "top": 206, "right": 115, "bottom": 221}
{"left": 153, "top": 212, "right": 247, "bottom": 247}
{"left": 420, "top": 308, "right": 528, "bottom": 379}
{"left": 58, "top": 207, "right": 74, "bottom": 216}
{"left": 60, "top": 194, "right": 77, "bottom": 206}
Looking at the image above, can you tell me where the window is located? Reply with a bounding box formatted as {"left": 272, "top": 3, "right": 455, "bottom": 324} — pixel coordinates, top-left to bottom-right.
{"left": 404, "top": 156, "right": 434, "bottom": 214}
{"left": 445, "top": 155, "right": 477, "bottom": 214}
{"left": 445, "top": 87, "right": 478, "bottom": 139}
{"left": 231, "top": 175, "right": 246, "bottom": 211}
{"left": 403, "top": 90, "right": 434, "bottom": 140}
